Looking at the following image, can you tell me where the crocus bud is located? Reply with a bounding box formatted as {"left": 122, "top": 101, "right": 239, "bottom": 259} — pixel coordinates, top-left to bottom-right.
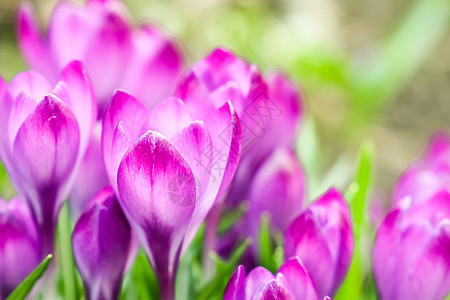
{"left": 284, "top": 188, "right": 354, "bottom": 298}
{"left": 102, "top": 91, "right": 241, "bottom": 299}
{"left": 393, "top": 131, "right": 450, "bottom": 206}
{"left": 17, "top": 0, "right": 183, "bottom": 110}
{"left": 0, "top": 198, "right": 41, "bottom": 298}
{"left": 72, "top": 187, "right": 132, "bottom": 300}
{"left": 373, "top": 191, "right": 450, "bottom": 300}
{"left": 224, "top": 258, "right": 319, "bottom": 300}
{"left": 0, "top": 62, "right": 96, "bottom": 255}
{"left": 246, "top": 147, "right": 306, "bottom": 237}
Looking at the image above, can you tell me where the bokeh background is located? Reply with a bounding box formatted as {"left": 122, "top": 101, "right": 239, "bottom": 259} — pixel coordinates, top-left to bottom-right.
{"left": 1, "top": 0, "right": 449, "bottom": 203}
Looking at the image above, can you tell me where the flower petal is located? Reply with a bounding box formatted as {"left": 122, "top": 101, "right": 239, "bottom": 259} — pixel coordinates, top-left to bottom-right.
{"left": 53, "top": 61, "right": 96, "bottom": 155}
{"left": 244, "top": 267, "right": 275, "bottom": 299}
{"left": 277, "top": 258, "right": 319, "bottom": 300}
{"left": 102, "top": 90, "right": 150, "bottom": 188}
{"left": 224, "top": 265, "right": 246, "bottom": 300}
{"left": 12, "top": 95, "right": 80, "bottom": 224}
{"left": 170, "top": 121, "right": 213, "bottom": 253}
{"left": 72, "top": 186, "right": 131, "bottom": 300}
{"left": 120, "top": 25, "right": 183, "bottom": 108}
{"left": 148, "top": 97, "right": 193, "bottom": 140}
{"left": 16, "top": 3, "right": 55, "bottom": 81}
{"left": 117, "top": 131, "right": 195, "bottom": 282}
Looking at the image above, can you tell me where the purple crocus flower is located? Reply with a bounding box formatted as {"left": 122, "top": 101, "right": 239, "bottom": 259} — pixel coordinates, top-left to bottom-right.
{"left": 393, "top": 131, "right": 450, "bottom": 206}
{"left": 70, "top": 123, "right": 109, "bottom": 220}
{"left": 245, "top": 147, "right": 306, "bottom": 238}
{"left": 0, "top": 61, "right": 96, "bottom": 255}
{"left": 72, "top": 186, "right": 132, "bottom": 300}
{"left": 284, "top": 188, "right": 354, "bottom": 298}
{"left": 176, "top": 47, "right": 303, "bottom": 207}
{"left": 0, "top": 198, "right": 41, "bottom": 298}
{"left": 102, "top": 91, "right": 241, "bottom": 299}
{"left": 17, "top": 0, "right": 183, "bottom": 111}
{"left": 224, "top": 257, "right": 319, "bottom": 300}
{"left": 373, "top": 191, "right": 450, "bottom": 300}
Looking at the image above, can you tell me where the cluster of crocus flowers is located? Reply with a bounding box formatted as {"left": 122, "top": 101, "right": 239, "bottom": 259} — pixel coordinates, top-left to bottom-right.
{"left": 373, "top": 132, "right": 450, "bottom": 300}
{"left": 0, "top": 0, "right": 448, "bottom": 299}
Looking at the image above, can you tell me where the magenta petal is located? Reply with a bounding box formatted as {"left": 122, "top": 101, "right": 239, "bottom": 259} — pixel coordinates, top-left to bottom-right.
{"left": 70, "top": 124, "right": 109, "bottom": 219}
{"left": 170, "top": 121, "right": 214, "bottom": 253}
{"left": 148, "top": 97, "right": 193, "bottom": 140}
{"left": 12, "top": 95, "right": 80, "bottom": 226}
{"left": 224, "top": 265, "right": 246, "bottom": 300}
{"left": 72, "top": 187, "right": 131, "bottom": 300}
{"left": 0, "top": 198, "right": 41, "bottom": 298}
{"left": 16, "top": 3, "right": 55, "bottom": 81}
{"left": 53, "top": 61, "right": 97, "bottom": 155}
{"left": 117, "top": 131, "right": 195, "bottom": 296}
{"left": 204, "top": 101, "right": 241, "bottom": 201}
{"left": 102, "top": 90, "right": 150, "bottom": 189}
{"left": 120, "top": 25, "right": 184, "bottom": 108}
{"left": 257, "top": 279, "right": 293, "bottom": 300}
{"left": 244, "top": 267, "right": 275, "bottom": 299}
{"left": 8, "top": 71, "right": 51, "bottom": 101}
{"left": 374, "top": 192, "right": 450, "bottom": 300}
{"left": 284, "top": 188, "right": 353, "bottom": 298}
{"left": 277, "top": 258, "right": 319, "bottom": 300}
{"left": 246, "top": 147, "right": 306, "bottom": 238}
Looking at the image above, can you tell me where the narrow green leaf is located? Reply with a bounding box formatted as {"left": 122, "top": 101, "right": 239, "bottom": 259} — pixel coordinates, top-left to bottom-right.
{"left": 196, "top": 238, "right": 251, "bottom": 300}
{"left": 335, "top": 141, "right": 374, "bottom": 300}
{"left": 218, "top": 203, "right": 247, "bottom": 235}
{"left": 258, "top": 213, "right": 276, "bottom": 272}
{"left": 7, "top": 254, "right": 52, "bottom": 300}
{"left": 57, "top": 203, "right": 78, "bottom": 300}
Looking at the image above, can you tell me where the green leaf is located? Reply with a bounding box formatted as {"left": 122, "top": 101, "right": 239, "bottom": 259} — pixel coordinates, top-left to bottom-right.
{"left": 258, "top": 213, "right": 276, "bottom": 273}
{"left": 56, "top": 203, "right": 79, "bottom": 300}
{"left": 7, "top": 254, "right": 52, "bottom": 300}
{"left": 195, "top": 238, "right": 251, "bottom": 300}
{"left": 218, "top": 203, "right": 247, "bottom": 235}
{"left": 335, "top": 141, "right": 374, "bottom": 300}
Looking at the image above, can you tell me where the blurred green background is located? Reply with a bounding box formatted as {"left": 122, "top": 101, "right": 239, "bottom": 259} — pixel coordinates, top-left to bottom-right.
{"left": 1, "top": 0, "right": 449, "bottom": 201}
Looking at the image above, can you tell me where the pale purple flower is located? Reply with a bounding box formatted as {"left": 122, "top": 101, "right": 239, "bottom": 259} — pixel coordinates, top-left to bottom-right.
{"left": 72, "top": 186, "right": 132, "bottom": 300}
{"left": 224, "top": 257, "right": 319, "bottom": 300}
{"left": 373, "top": 190, "right": 450, "bottom": 300}
{"left": 393, "top": 131, "right": 450, "bottom": 206}
{"left": 0, "top": 61, "right": 96, "bottom": 255}
{"left": 176, "top": 47, "right": 303, "bottom": 206}
{"left": 101, "top": 91, "right": 241, "bottom": 299}
{"left": 0, "top": 198, "right": 41, "bottom": 298}
{"left": 17, "top": 0, "right": 183, "bottom": 111}
{"left": 70, "top": 123, "right": 109, "bottom": 220}
{"left": 284, "top": 188, "right": 354, "bottom": 298}
{"left": 245, "top": 147, "right": 306, "bottom": 239}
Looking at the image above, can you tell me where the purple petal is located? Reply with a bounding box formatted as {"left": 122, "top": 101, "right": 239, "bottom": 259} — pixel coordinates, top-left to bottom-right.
{"left": 53, "top": 61, "right": 97, "bottom": 156}
{"left": 8, "top": 71, "right": 51, "bottom": 101}
{"left": 244, "top": 267, "right": 275, "bottom": 299}
{"left": 224, "top": 265, "right": 246, "bottom": 300}
{"left": 70, "top": 124, "right": 109, "bottom": 219}
{"left": 119, "top": 25, "right": 184, "bottom": 108}
{"left": 16, "top": 3, "right": 55, "bottom": 81}
{"left": 12, "top": 95, "right": 80, "bottom": 225}
{"left": 374, "top": 191, "right": 450, "bottom": 300}
{"left": 284, "top": 188, "right": 353, "bottom": 298}
{"left": 204, "top": 101, "right": 241, "bottom": 201}
{"left": 117, "top": 131, "right": 195, "bottom": 287}
{"left": 257, "top": 279, "right": 293, "bottom": 300}
{"left": 102, "top": 90, "right": 150, "bottom": 190}
{"left": 170, "top": 121, "right": 214, "bottom": 253}
{"left": 148, "top": 97, "right": 193, "bottom": 140}
{"left": 246, "top": 147, "right": 306, "bottom": 239}
{"left": 72, "top": 187, "right": 131, "bottom": 300}
{"left": 0, "top": 198, "right": 41, "bottom": 298}
{"left": 277, "top": 258, "right": 319, "bottom": 300}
